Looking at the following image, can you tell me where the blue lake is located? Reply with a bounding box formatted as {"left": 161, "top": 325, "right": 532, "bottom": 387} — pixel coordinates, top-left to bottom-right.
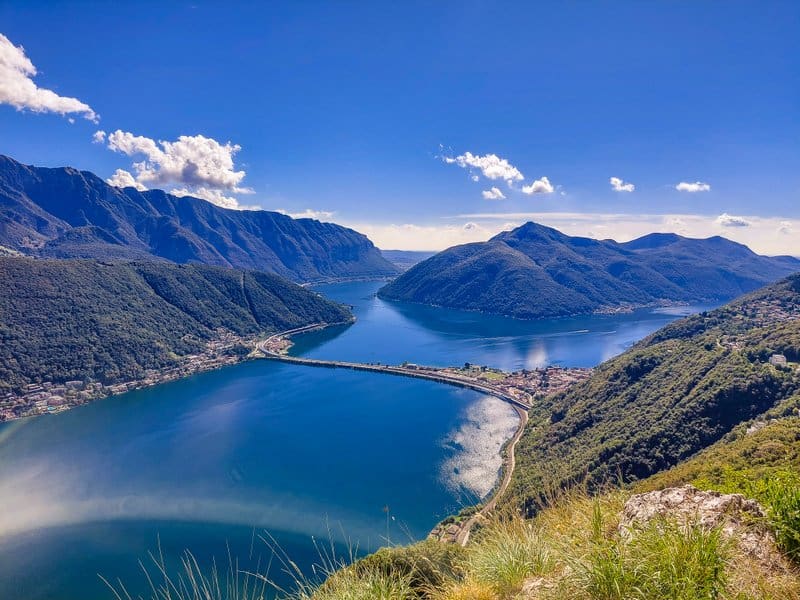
{"left": 0, "top": 281, "right": 711, "bottom": 599}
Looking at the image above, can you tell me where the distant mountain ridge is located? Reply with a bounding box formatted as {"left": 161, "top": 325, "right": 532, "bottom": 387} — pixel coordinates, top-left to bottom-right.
{"left": 378, "top": 221, "right": 800, "bottom": 319}
{"left": 0, "top": 155, "right": 398, "bottom": 283}
{"left": 380, "top": 249, "right": 437, "bottom": 271}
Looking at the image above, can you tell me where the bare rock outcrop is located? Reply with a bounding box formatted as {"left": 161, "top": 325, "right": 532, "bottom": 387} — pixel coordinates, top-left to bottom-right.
{"left": 620, "top": 484, "right": 788, "bottom": 572}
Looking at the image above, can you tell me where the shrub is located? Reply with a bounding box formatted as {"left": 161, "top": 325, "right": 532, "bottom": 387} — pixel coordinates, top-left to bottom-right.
{"left": 761, "top": 473, "right": 800, "bottom": 563}
{"left": 568, "top": 503, "right": 729, "bottom": 600}
{"left": 350, "top": 540, "right": 466, "bottom": 594}
{"left": 464, "top": 518, "right": 551, "bottom": 597}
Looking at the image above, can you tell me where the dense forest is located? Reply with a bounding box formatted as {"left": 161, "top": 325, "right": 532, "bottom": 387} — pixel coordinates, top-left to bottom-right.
{"left": 0, "top": 257, "right": 351, "bottom": 393}
{"left": 379, "top": 222, "right": 800, "bottom": 319}
{"left": 508, "top": 273, "right": 800, "bottom": 512}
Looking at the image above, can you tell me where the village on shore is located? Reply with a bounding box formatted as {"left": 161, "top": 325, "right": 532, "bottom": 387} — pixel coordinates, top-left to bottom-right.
{"left": 1, "top": 325, "right": 594, "bottom": 422}
{"left": 0, "top": 331, "right": 259, "bottom": 421}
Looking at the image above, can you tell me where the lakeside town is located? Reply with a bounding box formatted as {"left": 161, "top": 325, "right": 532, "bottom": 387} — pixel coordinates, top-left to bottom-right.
{"left": 2, "top": 323, "right": 594, "bottom": 422}
{"left": 260, "top": 326, "right": 594, "bottom": 405}
{"left": 0, "top": 331, "right": 260, "bottom": 421}
{"left": 6, "top": 283, "right": 797, "bottom": 424}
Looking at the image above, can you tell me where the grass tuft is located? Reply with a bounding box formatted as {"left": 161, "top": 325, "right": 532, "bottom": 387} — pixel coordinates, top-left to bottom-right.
{"left": 463, "top": 516, "right": 551, "bottom": 597}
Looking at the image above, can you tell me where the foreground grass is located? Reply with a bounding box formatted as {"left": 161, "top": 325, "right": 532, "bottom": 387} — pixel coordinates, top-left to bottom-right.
{"left": 108, "top": 478, "right": 799, "bottom": 599}
{"left": 283, "top": 483, "right": 799, "bottom": 600}
{"left": 109, "top": 418, "right": 800, "bottom": 599}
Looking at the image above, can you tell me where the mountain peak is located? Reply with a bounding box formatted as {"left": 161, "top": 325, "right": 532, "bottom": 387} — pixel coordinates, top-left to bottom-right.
{"left": 493, "top": 221, "right": 568, "bottom": 242}
{"left": 0, "top": 154, "right": 398, "bottom": 283}
{"left": 623, "top": 232, "right": 684, "bottom": 250}
{"left": 379, "top": 221, "right": 799, "bottom": 320}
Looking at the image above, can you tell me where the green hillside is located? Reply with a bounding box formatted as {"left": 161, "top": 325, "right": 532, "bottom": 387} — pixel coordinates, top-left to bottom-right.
{"left": 0, "top": 257, "right": 351, "bottom": 394}
{"left": 508, "top": 273, "right": 800, "bottom": 512}
{"left": 378, "top": 222, "right": 800, "bottom": 319}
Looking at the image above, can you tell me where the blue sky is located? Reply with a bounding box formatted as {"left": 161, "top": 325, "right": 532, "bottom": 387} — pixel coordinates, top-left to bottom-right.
{"left": 0, "top": 1, "right": 798, "bottom": 252}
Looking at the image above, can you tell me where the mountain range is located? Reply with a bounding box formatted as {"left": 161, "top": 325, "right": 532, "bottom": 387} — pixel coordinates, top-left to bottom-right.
{"left": 0, "top": 155, "right": 397, "bottom": 283}
{"left": 379, "top": 221, "right": 800, "bottom": 319}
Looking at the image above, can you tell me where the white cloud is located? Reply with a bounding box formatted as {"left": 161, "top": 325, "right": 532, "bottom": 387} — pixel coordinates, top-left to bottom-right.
{"left": 676, "top": 181, "right": 711, "bottom": 192}
{"left": 521, "top": 176, "right": 554, "bottom": 195}
{"left": 341, "top": 222, "right": 502, "bottom": 251}
{"left": 170, "top": 187, "right": 241, "bottom": 210}
{"left": 92, "top": 130, "right": 106, "bottom": 144}
{"left": 482, "top": 187, "right": 506, "bottom": 200}
{"left": 107, "top": 168, "right": 146, "bottom": 191}
{"left": 275, "top": 208, "right": 335, "bottom": 220}
{"left": 443, "top": 152, "right": 524, "bottom": 184}
{"left": 609, "top": 176, "right": 635, "bottom": 192}
{"left": 0, "top": 33, "right": 98, "bottom": 122}
{"left": 714, "top": 213, "right": 750, "bottom": 228}
{"left": 102, "top": 130, "right": 255, "bottom": 209}
{"left": 338, "top": 213, "right": 800, "bottom": 255}
{"left": 779, "top": 221, "right": 793, "bottom": 235}
{"left": 470, "top": 175, "right": 479, "bottom": 182}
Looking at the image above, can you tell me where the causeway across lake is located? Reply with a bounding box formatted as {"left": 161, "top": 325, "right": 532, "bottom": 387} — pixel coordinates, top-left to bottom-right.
{"left": 0, "top": 280, "right": 714, "bottom": 600}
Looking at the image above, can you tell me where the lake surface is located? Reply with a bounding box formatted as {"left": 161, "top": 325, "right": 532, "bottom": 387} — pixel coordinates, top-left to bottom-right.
{"left": 293, "top": 281, "right": 711, "bottom": 369}
{"left": 0, "top": 281, "right": 710, "bottom": 599}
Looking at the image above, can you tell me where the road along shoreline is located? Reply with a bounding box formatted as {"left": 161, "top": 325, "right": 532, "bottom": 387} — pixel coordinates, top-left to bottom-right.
{"left": 256, "top": 324, "right": 534, "bottom": 544}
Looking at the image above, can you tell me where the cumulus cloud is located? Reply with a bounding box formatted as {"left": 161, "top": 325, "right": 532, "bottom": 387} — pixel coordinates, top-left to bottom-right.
{"left": 106, "top": 168, "right": 147, "bottom": 191}
{"left": 779, "top": 221, "right": 793, "bottom": 235}
{"left": 610, "top": 176, "right": 635, "bottom": 192}
{"left": 715, "top": 213, "right": 751, "bottom": 228}
{"left": 275, "top": 208, "right": 335, "bottom": 220}
{"left": 482, "top": 187, "right": 506, "bottom": 200}
{"left": 170, "top": 187, "right": 243, "bottom": 210}
{"left": 443, "top": 152, "right": 524, "bottom": 184}
{"left": 102, "top": 130, "right": 255, "bottom": 209}
{"left": 676, "top": 181, "right": 711, "bottom": 192}
{"left": 92, "top": 130, "right": 106, "bottom": 144}
{"left": 0, "top": 33, "right": 98, "bottom": 122}
{"left": 521, "top": 176, "right": 554, "bottom": 195}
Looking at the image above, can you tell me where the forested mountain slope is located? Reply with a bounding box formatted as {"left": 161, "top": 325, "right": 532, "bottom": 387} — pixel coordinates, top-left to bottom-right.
{"left": 0, "top": 155, "right": 398, "bottom": 283}
{"left": 378, "top": 222, "right": 800, "bottom": 319}
{"left": 508, "top": 273, "right": 800, "bottom": 511}
{"left": 0, "top": 257, "right": 351, "bottom": 395}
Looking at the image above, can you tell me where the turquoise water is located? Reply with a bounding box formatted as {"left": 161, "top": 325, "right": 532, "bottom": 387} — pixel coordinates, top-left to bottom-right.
{"left": 0, "top": 281, "right": 711, "bottom": 599}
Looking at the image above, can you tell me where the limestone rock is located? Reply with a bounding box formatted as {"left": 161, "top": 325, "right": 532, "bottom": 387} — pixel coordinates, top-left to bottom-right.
{"left": 619, "top": 485, "right": 787, "bottom": 572}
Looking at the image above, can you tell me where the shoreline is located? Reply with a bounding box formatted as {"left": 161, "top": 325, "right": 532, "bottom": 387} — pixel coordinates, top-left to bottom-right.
{"left": 1, "top": 321, "right": 586, "bottom": 546}
{"left": 376, "top": 292, "right": 704, "bottom": 322}
{"left": 257, "top": 324, "right": 592, "bottom": 544}
{"left": 429, "top": 404, "right": 529, "bottom": 545}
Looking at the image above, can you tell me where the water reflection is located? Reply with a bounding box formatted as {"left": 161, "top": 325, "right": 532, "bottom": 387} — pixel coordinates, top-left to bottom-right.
{"left": 295, "top": 280, "right": 716, "bottom": 370}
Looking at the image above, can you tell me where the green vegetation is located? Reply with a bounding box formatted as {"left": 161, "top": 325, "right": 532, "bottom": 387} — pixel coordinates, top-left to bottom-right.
{"left": 508, "top": 274, "right": 800, "bottom": 513}
{"left": 0, "top": 257, "right": 351, "bottom": 394}
{"left": 640, "top": 415, "right": 800, "bottom": 564}
{"left": 269, "top": 486, "right": 797, "bottom": 600}
{"left": 459, "top": 519, "right": 551, "bottom": 596}
{"left": 378, "top": 222, "right": 800, "bottom": 319}
{"left": 107, "top": 276, "right": 800, "bottom": 600}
